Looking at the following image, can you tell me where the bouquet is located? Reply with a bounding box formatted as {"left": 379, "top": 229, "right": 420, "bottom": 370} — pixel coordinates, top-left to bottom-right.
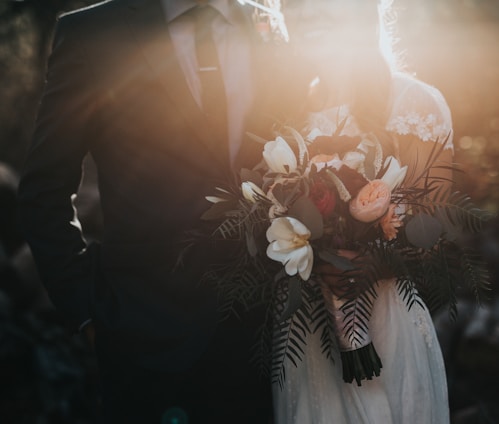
{"left": 192, "top": 121, "right": 493, "bottom": 387}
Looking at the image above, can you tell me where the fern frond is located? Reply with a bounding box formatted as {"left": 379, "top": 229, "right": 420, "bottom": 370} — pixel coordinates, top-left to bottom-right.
{"left": 396, "top": 278, "right": 425, "bottom": 311}
{"left": 411, "top": 243, "right": 459, "bottom": 319}
{"left": 215, "top": 216, "right": 242, "bottom": 239}
{"left": 250, "top": 303, "right": 274, "bottom": 380}
{"left": 271, "top": 298, "right": 312, "bottom": 389}
{"left": 433, "top": 191, "right": 495, "bottom": 236}
{"left": 338, "top": 291, "right": 376, "bottom": 349}
{"left": 460, "top": 247, "right": 492, "bottom": 305}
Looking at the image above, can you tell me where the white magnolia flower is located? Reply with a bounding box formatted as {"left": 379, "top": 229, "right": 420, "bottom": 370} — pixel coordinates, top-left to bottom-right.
{"left": 381, "top": 156, "right": 408, "bottom": 191}
{"left": 266, "top": 217, "right": 313, "bottom": 280}
{"left": 263, "top": 136, "right": 297, "bottom": 174}
{"left": 241, "top": 181, "right": 267, "bottom": 203}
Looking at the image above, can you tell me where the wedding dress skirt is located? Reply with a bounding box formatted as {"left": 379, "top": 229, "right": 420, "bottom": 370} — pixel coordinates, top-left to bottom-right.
{"left": 273, "top": 280, "right": 449, "bottom": 424}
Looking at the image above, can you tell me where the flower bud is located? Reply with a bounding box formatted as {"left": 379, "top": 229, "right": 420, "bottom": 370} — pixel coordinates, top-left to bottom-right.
{"left": 263, "top": 136, "right": 298, "bottom": 174}
{"left": 241, "top": 181, "right": 266, "bottom": 203}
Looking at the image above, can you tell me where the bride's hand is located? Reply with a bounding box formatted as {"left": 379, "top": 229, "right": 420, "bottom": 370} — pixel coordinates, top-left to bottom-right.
{"left": 315, "top": 249, "right": 359, "bottom": 298}
{"left": 316, "top": 249, "right": 394, "bottom": 298}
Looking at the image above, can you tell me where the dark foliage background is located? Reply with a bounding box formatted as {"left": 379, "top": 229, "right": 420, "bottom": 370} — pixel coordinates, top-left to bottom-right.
{"left": 0, "top": 0, "right": 498, "bottom": 423}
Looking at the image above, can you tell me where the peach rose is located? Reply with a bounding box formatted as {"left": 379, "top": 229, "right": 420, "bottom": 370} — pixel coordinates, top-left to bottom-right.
{"left": 379, "top": 204, "right": 403, "bottom": 240}
{"left": 349, "top": 179, "right": 391, "bottom": 223}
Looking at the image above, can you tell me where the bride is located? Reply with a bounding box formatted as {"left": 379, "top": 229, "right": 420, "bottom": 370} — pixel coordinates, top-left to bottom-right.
{"left": 273, "top": 1, "right": 452, "bottom": 423}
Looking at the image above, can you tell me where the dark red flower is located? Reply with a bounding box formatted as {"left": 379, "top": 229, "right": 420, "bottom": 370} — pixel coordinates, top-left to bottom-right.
{"left": 310, "top": 180, "right": 337, "bottom": 218}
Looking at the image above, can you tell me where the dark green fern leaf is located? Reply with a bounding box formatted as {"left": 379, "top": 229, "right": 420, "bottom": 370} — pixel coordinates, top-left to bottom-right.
{"left": 460, "top": 247, "right": 492, "bottom": 305}
{"left": 396, "top": 278, "right": 425, "bottom": 311}
{"left": 271, "top": 301, "right": 312, "bottom": 388}
{"left": 338, "top": 291, "right": 376, "bottom": 349}
{"left": 432, "top": 191, "right": 495, "bottom": 239}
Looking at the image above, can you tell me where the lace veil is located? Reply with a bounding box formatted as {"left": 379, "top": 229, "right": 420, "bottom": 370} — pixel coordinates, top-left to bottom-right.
{"left": 306, "top": 72, "right": 454, "bottom": 151}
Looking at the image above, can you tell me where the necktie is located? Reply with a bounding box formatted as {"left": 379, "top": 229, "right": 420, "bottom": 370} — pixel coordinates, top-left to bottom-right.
{"left": 193, "top": 5, "right": 228, "bottom": 145}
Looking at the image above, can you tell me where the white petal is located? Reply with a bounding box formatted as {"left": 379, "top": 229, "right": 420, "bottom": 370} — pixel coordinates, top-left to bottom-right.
{"left": 263, "top": 137, "right": 297, "bottom": 174}
{"left": 306, "top": 127, "right": 324, "bottom": 141}
{"left": 266, "top": 242, "right": 290, "bottom": 263}
{"left": 287, "top": 217, "right": 311, "bottom": 238}
{"left": 205, "top": 196, "right": 227, "bottom": 203}
{"left": 283, "top": 248, "right": 303, "bottom": 276}
{"left": 343, "top": 151, "right": 365, "bottom": 170}
{"left": 298, "top": 246, "right": 314, "bottom": 280}
{"left": 284, "top": 245, "right": 313, "bottom": 280}
{"left": 241, "top": 181, "right": 266, "bottom": 203}
{"left": 266, "top": 217, "right": 293, "bottom": 242}
{"left": 273, "top": 239, "right": 299, "bottom": 253}
{"left": 382, "top": 156, "right": 408, "bottom": 190}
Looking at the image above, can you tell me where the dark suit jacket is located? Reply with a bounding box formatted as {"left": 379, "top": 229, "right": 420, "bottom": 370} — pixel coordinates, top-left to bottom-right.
{"left": 18, "top": 0, "right": 285, "bottom": 376}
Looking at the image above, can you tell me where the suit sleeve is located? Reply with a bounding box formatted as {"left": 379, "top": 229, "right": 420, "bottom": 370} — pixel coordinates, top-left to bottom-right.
{"left": 17, "top": 14, "right": 99, "bottom": 331}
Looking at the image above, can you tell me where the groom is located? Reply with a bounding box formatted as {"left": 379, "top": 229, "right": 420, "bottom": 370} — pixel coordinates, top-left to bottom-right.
{"left": 17, "top": 0, "right": 293, "bottom": 422}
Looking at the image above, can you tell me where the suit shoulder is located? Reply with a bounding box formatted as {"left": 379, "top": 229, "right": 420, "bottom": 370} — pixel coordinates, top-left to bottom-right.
{"left": 58, "top": 0, "right": 122, "bottom": 26}
{"left": 54, "top": 0, "right": 130, "bottom": 47}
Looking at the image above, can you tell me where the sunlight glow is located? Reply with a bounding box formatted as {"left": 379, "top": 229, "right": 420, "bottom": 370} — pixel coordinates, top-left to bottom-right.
{"left": 459, "top": 136, "right": 473, "bottom": 150}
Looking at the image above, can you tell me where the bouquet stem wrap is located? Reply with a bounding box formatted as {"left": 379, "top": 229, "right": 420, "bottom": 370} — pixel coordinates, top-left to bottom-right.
{"left": 322, "top": 284, "right": 382, "bottom": 386}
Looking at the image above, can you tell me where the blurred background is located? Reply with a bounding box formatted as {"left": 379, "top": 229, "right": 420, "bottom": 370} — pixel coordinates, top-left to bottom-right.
{"left": 0, "top": 0, "right": 498, "bottom": 423}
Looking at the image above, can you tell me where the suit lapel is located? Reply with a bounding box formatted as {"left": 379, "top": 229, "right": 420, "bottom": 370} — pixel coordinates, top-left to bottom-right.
{"left": 234, "top": 11, "right": 279, "bottom": 170}
{"left": 123, "top": 0, "right": 229, "bottom": 169}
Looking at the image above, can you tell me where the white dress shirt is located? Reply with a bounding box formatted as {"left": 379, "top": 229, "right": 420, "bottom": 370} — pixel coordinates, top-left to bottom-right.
{"left": 161, "top": 0, "right": 255, "bottom": 165}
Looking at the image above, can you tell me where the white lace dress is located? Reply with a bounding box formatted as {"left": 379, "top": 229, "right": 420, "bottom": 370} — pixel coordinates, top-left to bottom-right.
{"left": 272, "top": 73, "right": 452, "bottom": 424}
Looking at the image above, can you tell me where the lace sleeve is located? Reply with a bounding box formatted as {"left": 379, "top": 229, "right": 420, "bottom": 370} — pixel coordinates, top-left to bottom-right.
{"left": 386, "top": 74, "right": 454, "bottom": 150}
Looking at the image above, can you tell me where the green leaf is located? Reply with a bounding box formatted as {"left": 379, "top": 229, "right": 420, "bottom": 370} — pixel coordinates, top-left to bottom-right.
{"left": 240, "top": 168, "right": 263, "bottom": 186}
{"left": 246, "top": 131, "right": 268, "bottom": 145}
{"left": 431, "top": 192, "right": 495, "bottom": 240}
{"left": 245, "top": 230, "right": 258, "bottom": 257}
{"left": 288, "top": 195, "right": 324, "bottom": 240}
{"left": 201, "top": 200, "right": 237, "bottom": 220}
{"left": 460, "top": 248, "right": 492, "bottom": 304}
{"left": 283, "top": 125, "right": 308, "bottom": 166}
{"left": 317, "top": 250, "right": 356, "bottom": 271}
{"left": 277, "top": 277, "right": 302, "bottom": 323}
{"left": 271, "top": 305, "right": 311, "bottom": 388}
{"left": 216, "top": 217, "right": 240, "bottom": 238}
{"left": 405, "top": 213, "right": 442, "bottom": 248}
{"left": 434, "top": 206, "right": 462, "bottom": 243}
